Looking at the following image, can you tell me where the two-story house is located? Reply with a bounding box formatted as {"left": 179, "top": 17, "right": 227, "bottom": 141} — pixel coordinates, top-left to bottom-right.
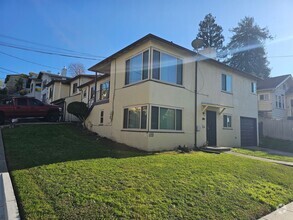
{"left": 37, "top": 71, "right": 71, "bottom": 103}
{"left": 84, "top": 34, "right": 259, "bottom": 151}
{"left": 257, "top": 74, "right": 293, "bottom": 120}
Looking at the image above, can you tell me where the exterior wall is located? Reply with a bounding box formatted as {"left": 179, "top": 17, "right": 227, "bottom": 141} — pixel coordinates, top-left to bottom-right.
{"left": 26, "top": 79, "right": 41, "bottom": 100}
{"left": 86, "top": 39, "right": 258, "bottom": 151}
{"left": 271, "top": 86, "right": 287, "bottom": 119}
{"left": 64, "top": 94, "right": 82, "bottom": 121}
{"left": 196, "top": 61, "right": 258, "bottom": 147}
{"left": 258, "top": 91, "right": 273, "bottom": 113}
{"left": 287, "top": 93, "right": 293, "bottom": 117}
{"left": 69, "top": 77, "right": 93, "bottom": 96}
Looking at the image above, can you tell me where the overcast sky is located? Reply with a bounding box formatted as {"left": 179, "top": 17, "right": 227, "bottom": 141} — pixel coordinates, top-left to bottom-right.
{"left": 0, "top": 0, "right": 293, "bottom": 79}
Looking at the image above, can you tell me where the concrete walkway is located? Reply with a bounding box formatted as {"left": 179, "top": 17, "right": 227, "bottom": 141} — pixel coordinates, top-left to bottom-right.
{"left": 226, "top": 151, "right": 293, "bottom": 167}
{"left": 242, "top": 146, "right": 293, "bottom": 157}
{"left": 0, "top": 130, "right": 20, "bottom": 220}
{"left": 259, "top": 202, "right": 293, "bottom": 220}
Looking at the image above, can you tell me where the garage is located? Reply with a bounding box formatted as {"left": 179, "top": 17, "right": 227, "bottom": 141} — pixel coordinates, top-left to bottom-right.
{"left": 240, "top": 117, "right": 257, "bottom": 146}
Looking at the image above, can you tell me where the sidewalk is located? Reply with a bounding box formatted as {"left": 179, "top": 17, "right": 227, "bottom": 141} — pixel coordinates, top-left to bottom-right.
{"left": 226, "top": 151, "right": 293, "bottom": 167}
{"left": 242, "top": 146, "right": 293, "bottom": 157}
{"left": 0, "top": 130, "right": 20, "bottom": 220}
{"left": 259, "top": 202, "right": 293, "bottom": 220}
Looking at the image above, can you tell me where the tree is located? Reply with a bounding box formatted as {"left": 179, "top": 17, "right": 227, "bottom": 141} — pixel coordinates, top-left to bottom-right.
{"left": 15, "top": 78, "right": 24, "bottom": 92}
{"left": 68, "top": 63, "right": 85, "bottom": 76}
{"left": 196, "top": 13, "right": 225, "bottom": 51}
{"left": 225, "top": 17, "right": 272, "bottom": 78}
{"left": 67, "top": 102, "right": 89, "bottom": 127}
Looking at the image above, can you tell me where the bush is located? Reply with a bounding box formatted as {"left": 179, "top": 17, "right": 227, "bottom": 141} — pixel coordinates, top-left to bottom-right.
{"left": 67, "top": 102, "right": 89, "bottom": 126}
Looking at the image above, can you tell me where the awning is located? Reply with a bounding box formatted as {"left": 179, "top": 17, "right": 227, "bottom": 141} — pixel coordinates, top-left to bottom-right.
{"left": 201, "top": 102, "right": 233, "bottom": 115}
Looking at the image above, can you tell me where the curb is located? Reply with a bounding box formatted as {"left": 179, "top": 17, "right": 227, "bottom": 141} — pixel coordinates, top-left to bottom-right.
{"left": 259, "top": 202, "right": 293, "bottom": 219}
{"left": 0, "top": 130, "right": 20, "bottom": 220}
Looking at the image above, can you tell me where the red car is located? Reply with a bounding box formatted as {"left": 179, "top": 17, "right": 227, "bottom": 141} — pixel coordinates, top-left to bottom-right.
{"left": 0, "top": 97, "right": 60, "bottom": 124}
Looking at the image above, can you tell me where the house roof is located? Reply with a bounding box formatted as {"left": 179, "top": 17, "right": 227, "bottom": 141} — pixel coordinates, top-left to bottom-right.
{"left": 257, "top": 74, "right": 292, "bottom": 90}
{"left": 45, "top": 74, "right": 95, "bottom": 87}
{"left": 37, "top": 71, "right": 71, "bottom": 80}
{"left": 78, "top": 74, "right": 110, "bottom": 88}
{"left": 89, "top": 33, "right": 259, "bottom": 80}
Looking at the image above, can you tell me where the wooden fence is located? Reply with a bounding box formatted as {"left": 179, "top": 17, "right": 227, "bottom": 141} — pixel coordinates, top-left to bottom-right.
{"left": 259, "top": 118, "right": 293, "bottom": 141}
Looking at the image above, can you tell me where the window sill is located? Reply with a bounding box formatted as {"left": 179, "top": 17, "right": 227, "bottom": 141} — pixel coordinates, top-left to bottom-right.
{"left": 223, "top": 127, "right": 233, "bottom": 130}
{"left": 121, "top": 129, "right": 148, "bottom": 132}
{"left": 221, "top": 90, "right": 233, "bottom": 95}
{"left": 123, "top": 79, "right": 185, "bottom": 89}
{"left": 149, "top": 79, "right": 184, "bottom": 89}
{"left": 149, "top": 130, "right": 184, "bottom": 133}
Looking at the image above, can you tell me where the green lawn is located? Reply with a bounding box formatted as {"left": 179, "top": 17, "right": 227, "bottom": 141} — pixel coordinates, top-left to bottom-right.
{"left": 3, "top": 125, "right": 293, "bottom": 219}
{"left": 232, "top": 148, "right": 293, "bottom": 163}
{"left": 260, "top": 137, "right": 293, "bottom": 153}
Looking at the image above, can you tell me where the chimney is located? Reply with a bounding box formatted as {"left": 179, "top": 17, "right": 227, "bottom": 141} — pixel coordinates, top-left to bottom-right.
{"left": 61, "top": 66, "right": 67, "bottom": 77}
{"left": 198, "top": 47, "right": 217, "bottom": 59}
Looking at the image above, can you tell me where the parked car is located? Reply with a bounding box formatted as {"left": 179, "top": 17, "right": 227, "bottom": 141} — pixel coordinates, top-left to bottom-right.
{"left": 0, "top": 97, "right": 60, "bottom": 124}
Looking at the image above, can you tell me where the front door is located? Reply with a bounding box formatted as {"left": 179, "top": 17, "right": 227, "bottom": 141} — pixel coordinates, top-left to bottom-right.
{"left": 206, "top": 110, "right": 217, "bottom": 146}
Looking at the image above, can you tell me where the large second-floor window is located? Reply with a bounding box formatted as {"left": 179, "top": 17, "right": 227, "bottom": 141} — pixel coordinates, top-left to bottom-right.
{"left": 125, "top": 50, "right": 149, "bottom": 85}
{"left": 152, "top": 50, "right": 183, "bottom": 85}
{"left": 222, "top": 74, "right": 232, "bottom": 93}
{"left": 100, "top": 81, "right": 110, "bottom": 100}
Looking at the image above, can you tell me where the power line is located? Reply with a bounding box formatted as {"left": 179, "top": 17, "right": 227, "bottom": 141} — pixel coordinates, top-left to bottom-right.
{"left": 0, "top": 42, "right": 101, "bottom": 60}
{"left": 0, "top": 67, "right": 18, "bottom": 74}
{"left": 0, "top": 33, "right": 106, "bottom": 58}
{"left": 0, "top": 51, "right": 60, "bottom": 70}
{"left": 268, "top": 55, "right": 293, "bottom": 58}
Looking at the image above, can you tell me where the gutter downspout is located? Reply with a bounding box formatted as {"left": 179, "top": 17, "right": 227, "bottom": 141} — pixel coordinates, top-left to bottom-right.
{"left": 194, "top": 58, "right": 198, "bottom": 148}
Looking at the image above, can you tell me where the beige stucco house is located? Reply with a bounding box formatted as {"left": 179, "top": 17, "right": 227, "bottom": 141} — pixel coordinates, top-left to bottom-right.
{"left": 46, "top": 74, "right": 95, "bottom": 121}
{"left": 257, "top": 74, "right": 293, "bottom": 120}
{"left": 83, "top": 34, "right": 259, "bottom": 151}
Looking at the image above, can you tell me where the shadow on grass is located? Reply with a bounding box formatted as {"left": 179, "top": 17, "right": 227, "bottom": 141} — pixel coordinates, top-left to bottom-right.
{"left": 2, "top": 124, "right": 152, "bottom": 171}
{"left": 259, "top": 137, "right": 293, "bottom": 154}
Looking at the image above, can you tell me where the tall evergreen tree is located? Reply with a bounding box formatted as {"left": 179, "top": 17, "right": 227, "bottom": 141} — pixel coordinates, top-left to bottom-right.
{"left": 196, "top": 13, "right": 224, "bottom": 50}
{"left": 225, "top": 17, "right": 272, "bottom": 78}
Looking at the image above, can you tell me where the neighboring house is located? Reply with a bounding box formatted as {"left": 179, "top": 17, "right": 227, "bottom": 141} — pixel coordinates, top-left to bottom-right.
{"left": 257, "top": 74, "right": 293, "bottom": 120}
{"left": 46, "top": 74, "right": 95, "bottom": 121}
{"left": 37, "top": 71, "right": 71, "bottom": 103}
{"left": 26, "top": 73, "right": 42, "bottom": 100}
{"left": 84, "top": 34, "right": 259, "bottom": 151}
{"left": 4, "top": 74, "right": 29, "bottom": 95}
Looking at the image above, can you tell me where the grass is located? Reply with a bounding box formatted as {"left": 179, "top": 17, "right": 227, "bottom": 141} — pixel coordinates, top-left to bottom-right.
{"left": 232, "top": 148, "right": 293, "bottom": 163}
{"left": 260, "top": 137, "right": 293, "bottom": 153}
{"left": 3, "top": 124, "right": 293, "bottom": 219}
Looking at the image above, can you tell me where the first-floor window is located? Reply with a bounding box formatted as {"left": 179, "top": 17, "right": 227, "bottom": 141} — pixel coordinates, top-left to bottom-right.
{"left": 123, "top": 106, "right": 147, "bottom": 129}
{"left": 151, "top": 106, "right": 182, "bottom": 130}
{"left": 100, "top": 110, "right": 104, "bottom": 124}
{"left": 223, "top": 115, "right": 232, "bottom": 128}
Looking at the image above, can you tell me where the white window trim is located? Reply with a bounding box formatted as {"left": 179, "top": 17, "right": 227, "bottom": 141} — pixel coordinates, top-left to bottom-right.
{"left": 251, "top": 82, "right": 257, "bottom": 94}
{"left": 150, "top": 105, "right": 183, "bottom": 132}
